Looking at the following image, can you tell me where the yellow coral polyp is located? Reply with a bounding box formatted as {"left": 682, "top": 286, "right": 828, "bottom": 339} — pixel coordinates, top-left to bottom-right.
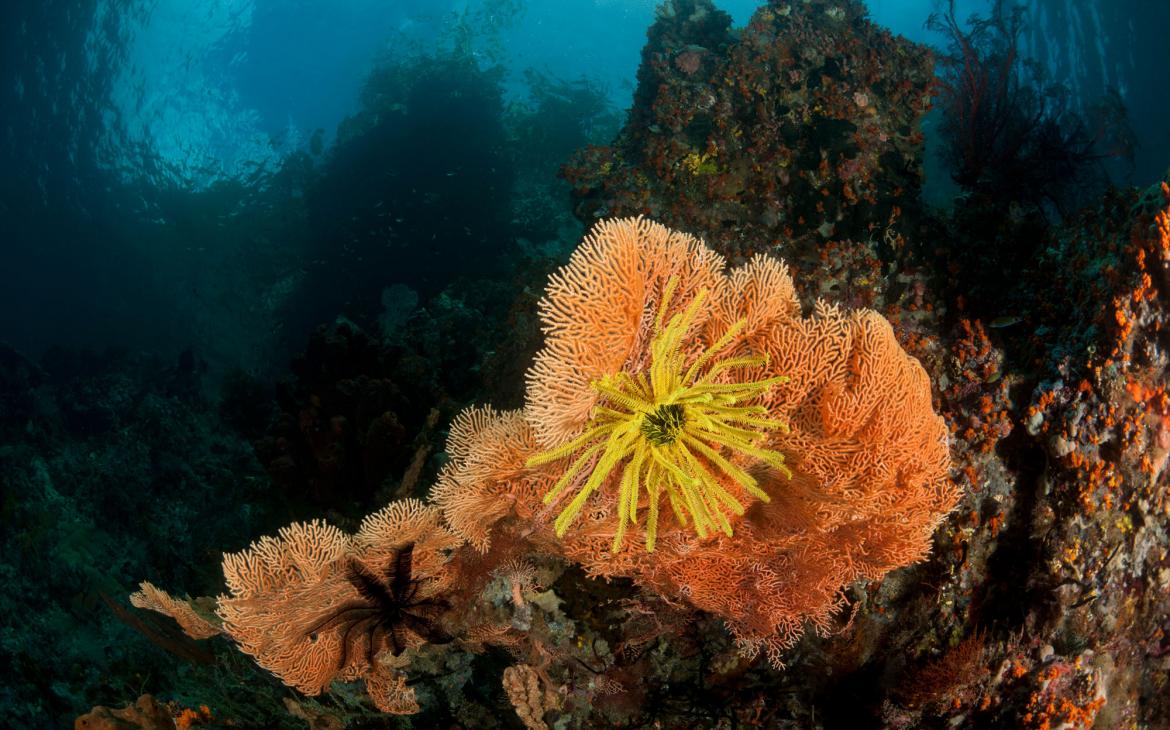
{"left": 527, "top": 277, "right": 791, "bottom": 552}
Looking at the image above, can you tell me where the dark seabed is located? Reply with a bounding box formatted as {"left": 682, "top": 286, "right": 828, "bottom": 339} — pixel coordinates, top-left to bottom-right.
{"left": 1, "top": 0, "right": 1169, "bottom": 728}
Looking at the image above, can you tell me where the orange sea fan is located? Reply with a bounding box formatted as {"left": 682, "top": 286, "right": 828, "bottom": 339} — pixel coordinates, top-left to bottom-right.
{"left": 525, "top": 216, "right": 727, "bottom": 448}
{"left": 439, "top": 216, "right": 957, "bottom": 664}
{"left": 215, "top": 499, "right": 459, "bottom": 710}
{"left": 129, "top": 582, "right": 221, "bottom": 640}
{"left": 431, "top": 405, "right": 553, "bottom": 552}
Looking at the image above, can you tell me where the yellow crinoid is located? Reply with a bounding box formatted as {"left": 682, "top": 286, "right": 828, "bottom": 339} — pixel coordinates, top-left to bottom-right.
{"left": 527, "top": 274, "right": 791, "bottom": 552}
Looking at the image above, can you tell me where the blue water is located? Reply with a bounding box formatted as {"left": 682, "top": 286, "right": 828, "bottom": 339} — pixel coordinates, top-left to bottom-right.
{"left": 3, "top": 0, "right": 1164, "bottom": 363}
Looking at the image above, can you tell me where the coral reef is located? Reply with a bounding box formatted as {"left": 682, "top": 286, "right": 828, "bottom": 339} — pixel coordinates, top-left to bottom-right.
{"left": 813, "top": 178, "right": 1170, "bottom": 730}
{"left": 48, "top": 3, "right": 1170, "bottom": 728}
{"left": 0, "top": 348, "right": 281, "bottom": 728}
{"left": 562, "top": 0, "right": 934, "bottom": 262}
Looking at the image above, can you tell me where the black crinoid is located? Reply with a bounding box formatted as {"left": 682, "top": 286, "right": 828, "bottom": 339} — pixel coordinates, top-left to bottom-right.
{"left": 305, "top": 542, "right": 453, "bottom": 669}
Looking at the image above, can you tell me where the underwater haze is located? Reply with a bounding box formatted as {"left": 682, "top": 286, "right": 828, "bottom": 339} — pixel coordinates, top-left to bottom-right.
{"left": 2, "top": 0, "right": 1170, "bottom": 727}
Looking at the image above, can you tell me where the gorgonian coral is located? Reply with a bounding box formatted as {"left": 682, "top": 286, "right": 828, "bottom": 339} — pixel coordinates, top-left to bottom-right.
{"left": 214, "top": 499, "right": 458, "bottom": 713}
{"left": 439, "top": 216, "right": 958, "bottom": 663}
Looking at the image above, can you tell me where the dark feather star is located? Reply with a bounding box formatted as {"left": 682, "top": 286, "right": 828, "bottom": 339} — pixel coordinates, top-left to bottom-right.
{"left": 304, "top": 542, "right": 452, "bottom": 669}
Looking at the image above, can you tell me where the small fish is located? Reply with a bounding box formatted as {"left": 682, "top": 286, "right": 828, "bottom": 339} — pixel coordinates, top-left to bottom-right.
{"left": 989, "top": 315, "right": 1023, "bottom": 328}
